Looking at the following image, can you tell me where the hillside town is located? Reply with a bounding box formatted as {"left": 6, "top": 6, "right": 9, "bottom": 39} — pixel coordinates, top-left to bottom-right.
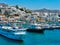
{"left": 0, "top": 3, "right": 31, "bottom": 22}
{"left": 0, "top": 0, "right": 60, "bottom": 45}
{"left": 0, "top": 3, "right": 60, "bottom": 24}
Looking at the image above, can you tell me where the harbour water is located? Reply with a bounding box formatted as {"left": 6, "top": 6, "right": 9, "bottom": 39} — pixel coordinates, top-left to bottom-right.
{"left": 0, "top": 29, "right": 60, "bottom": 45}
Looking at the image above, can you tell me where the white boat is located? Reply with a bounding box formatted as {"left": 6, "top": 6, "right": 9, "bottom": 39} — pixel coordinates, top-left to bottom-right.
{"left": 52, "top": 25, "right": 60, "bottom": 29}
{"left": 41, "top": 24, "right": 50, "bottom": 29}
{"left": 0, "top": 22, "right": 27, "bottom": 41}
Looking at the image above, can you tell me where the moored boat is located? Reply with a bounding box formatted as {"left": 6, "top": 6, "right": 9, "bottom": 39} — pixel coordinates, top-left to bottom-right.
{"left": 41, "top": 23, "right": 54, "bottom": 30}
{"left": 27, "top": 23, "right": 45, "bottom": 33}
{"left": 0, "top": 22, "right": 27, "bottom": 41}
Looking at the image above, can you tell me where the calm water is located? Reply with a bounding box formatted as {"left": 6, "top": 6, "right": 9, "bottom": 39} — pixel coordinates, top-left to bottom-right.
{"left": 0, "top": 29, "right": 60, "bottom": 45}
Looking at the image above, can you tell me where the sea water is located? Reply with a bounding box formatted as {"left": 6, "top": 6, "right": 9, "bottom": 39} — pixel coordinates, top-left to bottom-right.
{"left": 0, "top": 29, "right": 60, "bottom": 45}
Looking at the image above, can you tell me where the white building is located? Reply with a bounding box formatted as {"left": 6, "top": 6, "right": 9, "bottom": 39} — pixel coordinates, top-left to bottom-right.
{"left": 46, "top": 13, "right": 58, "bottom": 22}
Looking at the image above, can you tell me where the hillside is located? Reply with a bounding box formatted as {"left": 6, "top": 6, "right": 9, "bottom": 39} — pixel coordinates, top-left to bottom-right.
{"left": 32, "top": 8, "right": 60, "bottom": 13}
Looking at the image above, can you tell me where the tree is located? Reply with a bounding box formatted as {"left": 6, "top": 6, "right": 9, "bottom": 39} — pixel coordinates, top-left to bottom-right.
{"left": 19, "top": 8, "right": 24, "bottom": 11}
{"left": 15, "top": 5, "right": 32, "bottom": 13}
{"left": 0, "top": 9, "right": 2, "bottom": 14}
{"left": 0, "top": 9, "right": 1, "bottom": 12}
{"left": 25, "top": 9, "right": 32, "bottom": 13}
{"left": 4, "top": 10, "right": 10, "bottom": 18}
{"left": 15, "top": 5, "right": 19, "bottom": 9}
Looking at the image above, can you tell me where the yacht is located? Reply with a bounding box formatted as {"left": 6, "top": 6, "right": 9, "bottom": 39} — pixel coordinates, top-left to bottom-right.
{"left": 0, "top": 22, "right": 27, "bottom": 41}
{"left": 27, "top": 23, "right": 45, "bottom": 33}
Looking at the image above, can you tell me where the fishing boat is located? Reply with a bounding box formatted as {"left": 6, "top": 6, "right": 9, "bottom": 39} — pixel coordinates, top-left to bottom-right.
{"left": 0, "top": 22, "right": 27, "bottom": 41}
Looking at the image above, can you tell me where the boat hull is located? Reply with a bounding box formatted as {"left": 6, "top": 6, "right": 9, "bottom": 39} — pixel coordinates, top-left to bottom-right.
{"left": 27, "top": 28, "right": 45, "bottom": 33}
{"left": 0, "top": 28, "right": 26, "bottom": 41}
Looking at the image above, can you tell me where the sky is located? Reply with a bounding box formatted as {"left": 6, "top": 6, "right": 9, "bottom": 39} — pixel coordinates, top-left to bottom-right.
{"left": 0, "top": 0, "right": 60, "bottom": 10}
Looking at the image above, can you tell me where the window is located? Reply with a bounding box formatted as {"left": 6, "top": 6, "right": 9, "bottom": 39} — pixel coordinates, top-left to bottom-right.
{"left": 14, "top": 14, "right": 19, "bottom": 16}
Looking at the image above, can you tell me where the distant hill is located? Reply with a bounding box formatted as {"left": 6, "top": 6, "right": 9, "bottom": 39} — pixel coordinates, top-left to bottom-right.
{"left": 32, "top": 8, "right": 60, "bottom": 13}
{"left": 0, "top": 3, "right": 8, "bottom": 7}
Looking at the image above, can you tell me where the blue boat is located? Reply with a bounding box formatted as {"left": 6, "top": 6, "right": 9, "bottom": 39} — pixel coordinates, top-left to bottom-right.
{"left": 0, "top": 22, "right": 27, "bottom": 41}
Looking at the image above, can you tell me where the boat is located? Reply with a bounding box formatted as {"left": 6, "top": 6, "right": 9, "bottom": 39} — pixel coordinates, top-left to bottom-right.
{"left": 0, "top": 22, "right": 27, "bottom": 41}
{"left": 52, "top": 25, "right": 60, "bottom": 29}
{"left": 49, "top": 24, "right": 60, "bottom": 29}
{"left": 27, "top": 23, "right": 45, "bottom": 33}
{"left": 41, "top": 23, "right": 54, "bottom": 30}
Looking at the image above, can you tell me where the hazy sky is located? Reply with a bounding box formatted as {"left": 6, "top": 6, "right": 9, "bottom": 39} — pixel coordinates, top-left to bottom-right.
{"left": 0, "top": 0, "right": 60, "bottom": 10}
